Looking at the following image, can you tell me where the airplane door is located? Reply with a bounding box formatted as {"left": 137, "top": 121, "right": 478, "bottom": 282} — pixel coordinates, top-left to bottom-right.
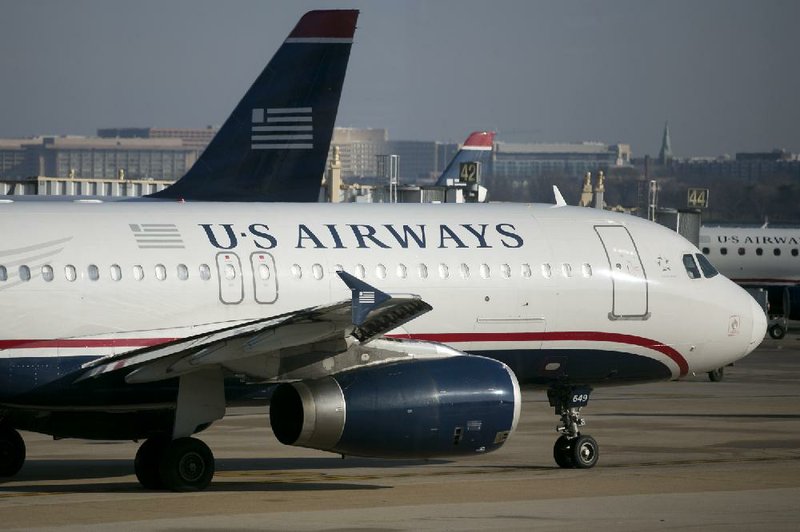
{"left": 250, "top": 252, "right": 278, "bottom": 304}
{"left": 594, "top": 225, "right": 649, "bottom": 319}
{"left": 215, "top": 252, "right": 244, "bottom": 304}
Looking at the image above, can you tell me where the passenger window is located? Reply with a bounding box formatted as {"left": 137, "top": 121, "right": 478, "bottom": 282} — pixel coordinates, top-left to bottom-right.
{"left": 541, "top": 263, "right": 552, "bottom": 278}
{"left": 199, "top": 264, "right": 211, "bottom": 280}
{"left": 19, "top": 265, "right": 31, "bottom": 281}
{"left": 793, "top": 249, "right": 799, "bottom": 257}
{"left": 439, "top": 263, "right": 449, "bottom": 279}
{"left": 376, "top": 264, "right": 387, "bottom": 280}
{"left": 682, "top": 254, "right": 702, "bottom": 279}
{"left": 65, "top": 265, "right": 77, "bottom": 282}
{"left": 396, "top": 264, "right": 407, "bottom": 279}
{"left": 133, "top": 265, "right": 144, "bottom": 281}
{"left": 177, "top": 264, "right": 189, "bottom": 280}
{"left": 521, "top": 264, "right": 532, "bottom": 278}
{"left": 720, "top": 247, "right": 728, "bottom": 255}
{"left": 702, "top": 247, "right": 710, "bottom": 254}
{"left": 562, "top": 264, "right": 572, "bottom": 278}
{"left": 738, "top": 247, "right": 745, "bottom": 256}
{"left": 460, "top": 263, "right": 470, "bottom": 279}
{"left": 695, "top": 253, "right": 719, "bottom": 278}
{"left": 110, "top": 264, "right": 122, "bottom": 281}
{"left": 0, "top": 265, "right": 7, "bottom": 281}
{"left": 355, "top": 264, "right": 365, "bottom": 279}
{"left": 756, "top": 248, "right": 763, "bottom": 256}
{"left": 479, "top": 264, "right": 490, "bottom": 279}
{"left": 774, "top": 248, "right": 781, "bottom": 256}
{"left": 582, "top": 263, "right": 592, "bottom": 278}
{"left": 334, "top": 264, "right": 344, "bottom": 272}
{"left": 155, "top": 264, "right": 167, "bottom": 281}
{"left": 501, "top": 264, "right": 511, "bottom": 278}
{"left": 87, "top": 264, "right": 99, "bottom": 281}
{"left": 291, "top": 264, "right": 303, "bottom": 279}
{"left": 41, "top": 265, "right": 54, "bottom": 282}
{"left": 417, "top": 263, "right": 428, "bottom": 279}
{"left": 313, "top": 263, "right": 324, "bottom": 280}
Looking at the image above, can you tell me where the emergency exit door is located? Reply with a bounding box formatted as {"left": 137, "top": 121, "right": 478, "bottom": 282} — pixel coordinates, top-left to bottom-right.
{"left": 594, "top": 225, "right": 649, "bottom": 319}
{"left": 216, "top": 252, "right": 244, "bottom": 304}
{"left": 250, "top": 252, "right": 278, "bottom": 304}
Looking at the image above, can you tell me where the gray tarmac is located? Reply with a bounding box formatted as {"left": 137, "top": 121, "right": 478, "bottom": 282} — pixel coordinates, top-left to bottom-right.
{"left": 1, "top": 334, "right": 799, "bottom": 531}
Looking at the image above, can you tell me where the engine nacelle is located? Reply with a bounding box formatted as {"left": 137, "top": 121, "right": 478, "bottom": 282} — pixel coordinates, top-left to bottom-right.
{"left": 269, "top": 355, "right": 520, "bottom": 458}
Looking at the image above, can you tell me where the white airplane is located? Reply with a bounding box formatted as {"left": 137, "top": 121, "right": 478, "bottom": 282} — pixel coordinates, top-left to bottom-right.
{"left": 0, "top": 11, "right": 766, "bottom": 492}
{"left": 700, "top": 226, "right": 800, "bottom": 338}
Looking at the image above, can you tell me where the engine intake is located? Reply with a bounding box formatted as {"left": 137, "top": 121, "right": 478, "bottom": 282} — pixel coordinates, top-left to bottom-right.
{"left": 269, "top": 355, "right": 520, "bottom": 458}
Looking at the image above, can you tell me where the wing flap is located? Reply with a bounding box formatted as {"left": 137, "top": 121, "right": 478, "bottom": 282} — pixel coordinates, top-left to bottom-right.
{"left": 76, "top": 275, "right": 431, "bottom": 384}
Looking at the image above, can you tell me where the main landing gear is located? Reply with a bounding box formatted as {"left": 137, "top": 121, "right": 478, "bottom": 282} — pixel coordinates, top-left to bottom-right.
{"left": 0, "top": 424, "right": 26, "bottom": 477}
{"left": 134, "top": 436, "right": 215, "bottom": 492}
{"left": 547, "top": 386, "right": 599, "bottom": 469}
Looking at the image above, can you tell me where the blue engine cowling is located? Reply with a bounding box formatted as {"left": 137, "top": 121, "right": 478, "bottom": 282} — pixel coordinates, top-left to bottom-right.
{"left": 269, "top": 355, "right": 520, "bottom": 458}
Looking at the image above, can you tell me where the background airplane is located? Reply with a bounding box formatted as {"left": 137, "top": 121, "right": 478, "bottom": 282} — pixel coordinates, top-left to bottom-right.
{"left": 701, "top": 225, "right": 800, "bottom": 338}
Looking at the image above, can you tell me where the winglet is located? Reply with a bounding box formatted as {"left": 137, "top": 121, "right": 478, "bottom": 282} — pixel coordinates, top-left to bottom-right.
{"left": 337, "top": 271, "right": 391, "bottom": 326}
{"left": 553, "top": 185, "right": 567, "bottom": 207}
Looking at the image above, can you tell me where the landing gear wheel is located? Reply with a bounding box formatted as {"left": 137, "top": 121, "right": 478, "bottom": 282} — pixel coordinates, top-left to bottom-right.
{"left": 135, "top": 436, "right": 169, "bottom": 489}
{"left": 571, "top": 434, "right": 599, "bottom": 469}
{"left": 553, "top": 435, "right": 574, "bottom": 468}
{"left": 708, "top": 367, "right": 725, "bottom": 382}
{"left": 158, "top": 437, "right": 214, "bottom": 492}
{"left": 769, "top": 324, "right": 786, "bottom": 340}
{"left": 0, "top": 426, "right": 25, "bottom": 477}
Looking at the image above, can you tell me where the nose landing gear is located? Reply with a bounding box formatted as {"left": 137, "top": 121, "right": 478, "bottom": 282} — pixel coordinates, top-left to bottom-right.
{"left": 548, "top": 386, "right": 599, "bottom": 469}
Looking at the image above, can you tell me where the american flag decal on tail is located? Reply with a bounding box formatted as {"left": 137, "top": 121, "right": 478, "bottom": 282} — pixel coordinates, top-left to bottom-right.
{"left": 358, "top": 291, "right": 376, "bottom": 304}
{"left": 251, "top": 107, "right": 313, "bottom": 150}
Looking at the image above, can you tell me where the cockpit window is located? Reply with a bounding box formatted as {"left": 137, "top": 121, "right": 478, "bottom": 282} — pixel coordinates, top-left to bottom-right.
{"left": 695, "top": 253, "right": 719, "bottom": 278}
{"left": 682, "top": 254, "right": 702, "bottom": 279}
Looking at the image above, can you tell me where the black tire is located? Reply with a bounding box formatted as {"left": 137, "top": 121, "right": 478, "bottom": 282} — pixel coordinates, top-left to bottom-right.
{"left": 158, "top": 437, "right": 214, "bottom": 492}
{"left": 553, "top": 435, "right": 574, "bottom": 468}
{"left": 769, "top": 324, "right": 786, "bottom": 340}
{"left": 0, "top": 426, "right": 25, "bottom": 477}
{"left": 570, "top": 434, "right": 599, "bottom": 469}
{"left": 708, "top": 367, "right": 725, "bottom": 382}
{"left": 135, "top": 437, "right": 169, "bottom": 490}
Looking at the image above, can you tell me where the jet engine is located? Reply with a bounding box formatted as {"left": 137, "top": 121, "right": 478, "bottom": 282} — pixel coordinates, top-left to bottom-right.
{"left": 269, "top": 355, "right": 520, "bottom": 458}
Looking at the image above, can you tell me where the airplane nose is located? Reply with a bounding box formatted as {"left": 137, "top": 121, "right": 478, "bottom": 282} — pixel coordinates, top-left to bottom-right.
{"left": 747, "top": 296, "right": 767, "bottom": 355}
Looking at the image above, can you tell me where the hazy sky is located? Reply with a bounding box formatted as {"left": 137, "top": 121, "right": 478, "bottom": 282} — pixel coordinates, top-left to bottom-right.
{"left": 1, "top": 0, "right": 798, "bottom": 157}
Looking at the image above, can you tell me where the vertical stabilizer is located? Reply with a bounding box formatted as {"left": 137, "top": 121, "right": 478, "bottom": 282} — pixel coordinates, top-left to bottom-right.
{"left": 435, "top": 131, "right": 495, "bottom": 186}
{"left": 150, "top": 10, "right": 359, "bottom": 202}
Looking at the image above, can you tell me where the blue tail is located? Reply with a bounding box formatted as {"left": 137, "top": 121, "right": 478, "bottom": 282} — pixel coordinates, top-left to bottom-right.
{"left": 435, "top": 131, "right": 495, "bottom": 186}
{"left": 150, "top": 10, "right": 359, "bottom": 202}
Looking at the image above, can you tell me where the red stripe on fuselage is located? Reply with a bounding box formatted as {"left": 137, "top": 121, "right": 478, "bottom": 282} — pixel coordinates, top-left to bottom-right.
{"left": 389, "top": 331, "right": 689, "bottom": 377}
{"left": 0, "top": 338, "right": 176, "bottom": 350}
{"left": 0, "top": 332, "right": 689, "bottom": 377}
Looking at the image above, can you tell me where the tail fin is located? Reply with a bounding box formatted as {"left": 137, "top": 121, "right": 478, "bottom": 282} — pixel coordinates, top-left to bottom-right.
{"left": 435, "top": 131, "right": 495, "bottom": 186}
{"left": 150, "top": 10, "right": 359, "bottom": 202}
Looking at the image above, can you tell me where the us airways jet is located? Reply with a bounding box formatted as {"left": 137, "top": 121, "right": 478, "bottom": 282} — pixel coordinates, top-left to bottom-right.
{"left": 701, "top": 225, "right": 800, "bottom": 338}
{"left": 0, "top": 11, "right": 766, "bottom": 492}
{"left": 0, "top": 199, "right": 765, "bottom": 490}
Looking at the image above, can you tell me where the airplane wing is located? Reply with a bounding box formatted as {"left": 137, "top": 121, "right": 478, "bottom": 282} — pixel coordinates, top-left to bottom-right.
{"left": 77, "top": 272, "right": 431, "bottom": 384}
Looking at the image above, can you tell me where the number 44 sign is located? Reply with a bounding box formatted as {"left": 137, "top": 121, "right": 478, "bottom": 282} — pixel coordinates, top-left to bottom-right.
{"left": 688, "top": 188, "right": 709, "bottom": 208}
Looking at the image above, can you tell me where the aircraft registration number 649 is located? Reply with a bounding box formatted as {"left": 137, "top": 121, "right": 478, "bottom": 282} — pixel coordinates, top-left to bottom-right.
{"left": 568, "top": 388, "right": 591, "bottom": 407}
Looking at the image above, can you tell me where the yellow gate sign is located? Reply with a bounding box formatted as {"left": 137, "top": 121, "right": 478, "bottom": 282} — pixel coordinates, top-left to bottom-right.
{"left": 687, "top": 188, "right": 709, "bottom": 208}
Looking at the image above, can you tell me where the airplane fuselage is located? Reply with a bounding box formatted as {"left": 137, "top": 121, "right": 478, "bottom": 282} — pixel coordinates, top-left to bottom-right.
{"left": 0, "top": 201, "right": 763, "bottom": 415}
